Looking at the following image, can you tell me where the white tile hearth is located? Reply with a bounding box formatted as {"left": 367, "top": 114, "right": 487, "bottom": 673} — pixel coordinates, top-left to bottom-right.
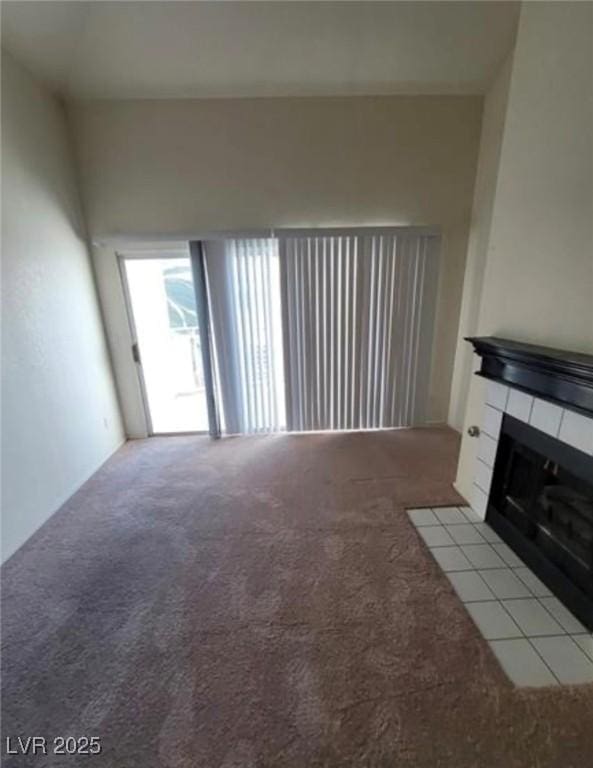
{"left": 473, "top": 523, "right": 501, "bottom": 544}
{"left": 465, "top": 601, "right": 522, "bottom": 640}
{"left": 530, "top": 637, "right": 593, "bottom": 685}
{"left": 573, "top": 635, "right": 593, "bottom": 662}
{"left": 491, "top": 542, "right": 524, "bottom": 568}
{"left": 407, "top": 506, "right": 593, "bottom": 687}
{"left": 514, "top": 567, "right": 552, "bottom": 597}
{"left": 433, "top": 506, "right": 467, "bottom": 525}
{"left": 490, "top": 639, "right": 557, "bottom": 687}
{"left": 460, "top": 507, "right": 482, "bottom": 524}
{"left": 446, "top": 523, "right": 487, "bottom": 545}
{"left": 407, "top": 508, "right": 440, "bottom": 527}
{"left": 461, "top": 543, "right": 507, "bottom": 569}
{"left": 502, "top": 598, "right": 564, "bottom": 636}
{"left": 478, "top": 568, "right": 531, "bottom": 599}
{"left": 539, "top": 597, "right": 588, "bottom": 634}
{"left": 430, "top": 546, "right": 474, "bottom": 572}
{"left": 446, "top": 571, "right": 495, "bottom": 602}
{"left": 417, "top": 525, "right": 455, "bottom": 547}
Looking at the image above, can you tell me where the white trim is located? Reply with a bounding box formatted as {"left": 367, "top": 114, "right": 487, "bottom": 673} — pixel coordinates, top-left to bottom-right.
{"left": 116, "top": 243, "right": 190, "bottom": 259}
{"left": 116, "top": 254, "right": 155, "bottom": 436}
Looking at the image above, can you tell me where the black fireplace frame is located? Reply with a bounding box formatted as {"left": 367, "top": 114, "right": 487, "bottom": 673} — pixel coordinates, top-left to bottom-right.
{"left": 466, "top": 336, "right": 593, "bottom": 417}
{"left": 487, "top": 414, "right": 593, "bottom": 631}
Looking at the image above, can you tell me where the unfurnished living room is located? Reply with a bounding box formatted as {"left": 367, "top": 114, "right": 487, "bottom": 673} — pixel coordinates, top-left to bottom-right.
{"left": 1, "top": 1, "right": 592, "bottom": 766}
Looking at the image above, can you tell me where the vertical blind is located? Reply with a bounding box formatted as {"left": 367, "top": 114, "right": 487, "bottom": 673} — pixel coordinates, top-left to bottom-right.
{"left": 203, "top": 229, "right": 439, "bottom": 435}
{"left": 278, "top": 232, "right": 438, "bottom": 431}
{"left": 204, "top": 238, "right": 286, "bottom": 434}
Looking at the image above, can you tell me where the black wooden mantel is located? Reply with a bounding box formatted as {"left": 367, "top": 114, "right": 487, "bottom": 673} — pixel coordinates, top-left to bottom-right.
{"left": 467, "top": 336, "right": 593, "bottom": 418}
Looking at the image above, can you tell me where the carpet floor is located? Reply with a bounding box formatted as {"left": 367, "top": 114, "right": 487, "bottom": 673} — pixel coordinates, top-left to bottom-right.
{"left": 2, "top": 428, "right": 592, "bottom": 767}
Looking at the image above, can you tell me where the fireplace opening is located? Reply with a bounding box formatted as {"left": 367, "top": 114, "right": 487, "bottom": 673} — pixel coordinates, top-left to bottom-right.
{"left": 488, "top": 413, "right": 593, "bottom": 630}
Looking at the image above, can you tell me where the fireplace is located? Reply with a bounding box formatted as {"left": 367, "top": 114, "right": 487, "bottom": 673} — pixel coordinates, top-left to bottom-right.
{"left": 467, "top": 337, "right": 593, "bottom": 632}
{"left": 487, "top": 414, "right": 593, "bottom": 630}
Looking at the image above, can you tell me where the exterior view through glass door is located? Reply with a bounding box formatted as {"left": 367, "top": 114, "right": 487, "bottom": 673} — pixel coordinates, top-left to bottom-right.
{"left": 122, "top": 255, "right": 209, "bottom": 433}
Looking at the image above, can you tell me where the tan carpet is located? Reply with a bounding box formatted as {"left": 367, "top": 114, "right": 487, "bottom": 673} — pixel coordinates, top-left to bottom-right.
{"left": 2, "top": 428, "right": 592, "bottom": 767}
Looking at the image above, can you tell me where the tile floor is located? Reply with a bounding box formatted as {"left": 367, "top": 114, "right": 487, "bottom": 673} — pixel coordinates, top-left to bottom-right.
{"left": 408, "top": 505, "right": 593, "bottom": 687}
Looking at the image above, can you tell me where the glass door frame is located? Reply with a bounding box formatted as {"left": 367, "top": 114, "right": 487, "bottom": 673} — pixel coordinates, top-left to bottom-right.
{"left": 117, "top": 246, "right": 218, "bottom": 437}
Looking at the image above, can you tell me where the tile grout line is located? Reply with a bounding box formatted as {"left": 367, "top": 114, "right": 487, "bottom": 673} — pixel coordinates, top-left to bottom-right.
{"left": 490, "top": 594, "right": 526, "bottom": 640}
{"left": 495, "top": 595, "right": 565, "bottom": 640}
{"left": 484, "top": 387, "right": 508, "bottom": 414}
{"left": 557, "top": 407, "right": 567, "bottom": 438}
{"left": 535, "top": 594, "right": 572, "bottom": 633}
{"left": 475, "top": 456, "right": 493, "bottom": 471}
{"left": 527, "top": 396, "right": 535, "bottom": 424}
{"left": 447, "top": 552, "right": 566, "bottom": 680}
{"left": 474, "top": 479, "right": 490, "bottom": 495}
{"left": 480, "top": 428, "right": 499, "bottom": 441}
{"left": 461, "top": 566, "right": 592, "bottom": 683}
{"left": 535, "top": 597, "right": 593, "bottom": 639}
{"left": 524, "top": 636, "right": 563, "bottom": 685}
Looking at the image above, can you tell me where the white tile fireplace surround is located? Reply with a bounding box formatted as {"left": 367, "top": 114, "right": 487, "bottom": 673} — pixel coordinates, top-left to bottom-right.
{"left": 471, "top": 380, "right": 593, "bottom": 522}
{"left": 407, "top": 505, "right": 593, "bottom": 687}
{"left": 427, "top": 354, "right": 593, "bottom": 686}
{"left": 428, "top": 338, "right": 593, "bottom": 686}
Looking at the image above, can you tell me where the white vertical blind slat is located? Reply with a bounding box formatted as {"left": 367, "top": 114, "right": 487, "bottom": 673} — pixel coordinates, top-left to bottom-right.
{"left": 323, "top": 238, "right": 331, "bottom": 429}
{"left": 343, "top": 238, "right": 351, "bottom": 429}
{"left": 329, "top": 239, "right": 336, "bottom": 429}
{"left": 293, "top": 242, "right": 301, "bottom": 429}
{"left": 314, "top": 239, "right": 323, "bottom": 431}
{"left": 351, "top": 238, "right": 358, "bottom": 427}
{"left": 245, "top": 241, "right": 260, "bottom": 430}
{"left": 236, "top": 245, "right": 254, "bottom": 430}
{"left": 257, "top": 240, "right": 272, "bottom": 429}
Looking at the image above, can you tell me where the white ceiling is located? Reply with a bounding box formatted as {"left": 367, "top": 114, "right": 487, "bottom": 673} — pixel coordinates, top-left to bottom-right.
{"left": 1, "top": 1, "right": 519, "bottom": 99}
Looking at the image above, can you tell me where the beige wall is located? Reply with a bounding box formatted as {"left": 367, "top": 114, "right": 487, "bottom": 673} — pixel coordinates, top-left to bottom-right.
{"left": 1, "top": 52, "right": 124, "bottom": 561}
{"left": 69, "top": 95, "right": 482, "bottom": 425}
{"left": 453, "top": 1, "right": 593, "bottom": 499}
{"left": 448, "top": 53, "right": 514, "bottom": 434}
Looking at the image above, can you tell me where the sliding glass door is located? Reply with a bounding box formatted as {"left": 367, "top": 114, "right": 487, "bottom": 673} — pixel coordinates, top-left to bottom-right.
{"left": 122, "top": 254, "right": 209, "bottom": 434}
{"left": 118, "top": 229, "right": 439, "bottom": 437}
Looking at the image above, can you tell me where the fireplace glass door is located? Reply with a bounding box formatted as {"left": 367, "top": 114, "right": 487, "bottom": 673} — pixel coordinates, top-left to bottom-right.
{"left": 488, "top": 414, "right": 593, "bottom": 630}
